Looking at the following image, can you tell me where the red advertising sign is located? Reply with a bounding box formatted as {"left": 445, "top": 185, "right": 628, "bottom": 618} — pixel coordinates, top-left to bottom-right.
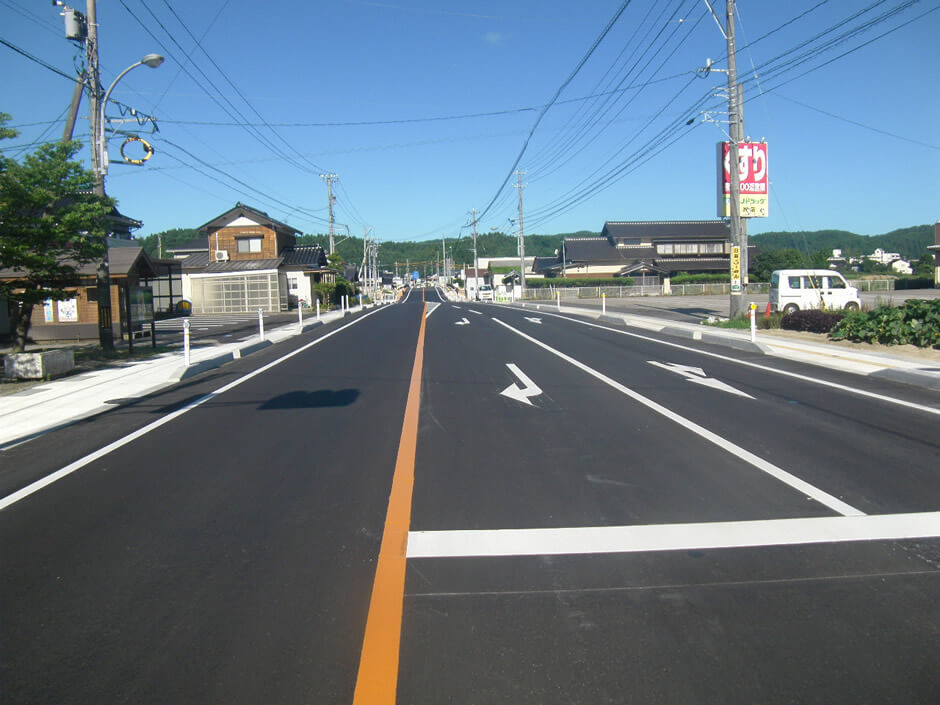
{"left": 718, "top": 141, "right": 769, "bottom": 218}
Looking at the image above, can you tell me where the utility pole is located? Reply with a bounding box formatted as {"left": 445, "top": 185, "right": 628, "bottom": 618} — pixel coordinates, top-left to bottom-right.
{"left": 84, "top": 0, "right": 115, "bottom": 350}
{"left": 515, "top": 169, "right": 527, "bottom": 294}
{"left": 320, "top": 173, "right": 338, "bottom": 255}
{"left": 442, "top": 235, "right": 447, "bottom": 284}
{"left": 726, "top": 0, "right": 747, "bottom": 318}
{"left": 470, "top": 208, "right": 480, "bottom": 298}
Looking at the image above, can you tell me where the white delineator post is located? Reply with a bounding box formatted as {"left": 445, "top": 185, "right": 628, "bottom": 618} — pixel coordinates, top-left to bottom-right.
{"left": 602, "top": 292, "right": 606, "bottom": 315}
{"left": 316, "top": 299, "right": 321, "bottom": 321}
{"left": 297, "top": 303, "right": 303, "bottom": 331}
{"left": 557, "top": 290, "right": 561, "bottom": 311}
{"left": 183, "top": 319, "right": 191, "bottom": 367}
{"left": 258, "top": 307, "right": 265, "bottom": 340}
{"left": 750, "top": 302, "right": 757, "bottom": 342}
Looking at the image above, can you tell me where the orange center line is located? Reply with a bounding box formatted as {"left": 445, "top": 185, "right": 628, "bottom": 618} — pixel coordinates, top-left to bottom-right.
{"left": 352, "top": 302, "right": 426, "bottom": 705}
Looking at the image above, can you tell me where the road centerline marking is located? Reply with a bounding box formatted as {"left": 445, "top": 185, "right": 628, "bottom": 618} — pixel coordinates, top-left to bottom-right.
{"left": 352, "top": 303, "right": 426, "bottom": 705}
{"left": 492, "top": 317, "right": 864, "bottom": 517}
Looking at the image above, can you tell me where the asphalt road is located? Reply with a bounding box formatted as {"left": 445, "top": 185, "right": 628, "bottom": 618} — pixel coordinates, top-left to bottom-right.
{"left": 1, "top": 288, "right": 938, "bottom": 704}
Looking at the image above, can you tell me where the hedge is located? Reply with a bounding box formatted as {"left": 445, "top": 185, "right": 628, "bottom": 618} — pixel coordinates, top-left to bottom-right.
{"left": 829, "top": 298, "right": 940, "bottom": 348}
{"left": 526, "top": 277, "right": 634, "bottom": 288}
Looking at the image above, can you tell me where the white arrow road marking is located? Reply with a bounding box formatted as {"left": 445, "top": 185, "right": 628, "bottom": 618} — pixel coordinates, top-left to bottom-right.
{"left": 455, "top": 317, "right": 470, "bottom": 326}
{"left": 500, "top": 363, "right": 542, "bottom": 406}
{"left": 648, "top": 361, "right": 754, "bottom": 399}
{"left": 524, "top": 317, "right": 542, "bottom": 324}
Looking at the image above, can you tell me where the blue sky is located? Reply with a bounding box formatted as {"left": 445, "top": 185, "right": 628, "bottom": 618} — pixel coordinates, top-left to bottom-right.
{"left": 2, "top": 0, "right": 938, "bottom": 247}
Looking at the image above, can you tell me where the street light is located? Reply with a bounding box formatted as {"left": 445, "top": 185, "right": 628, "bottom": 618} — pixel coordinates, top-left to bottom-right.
{"left": 92, "top": 52, "right": 163, "bottom": 350}
{"left": 97, "top": 53, "right": 164, "bottom": 180}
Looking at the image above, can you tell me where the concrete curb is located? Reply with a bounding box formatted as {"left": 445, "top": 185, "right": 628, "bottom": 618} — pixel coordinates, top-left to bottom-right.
{"left": 870, "top": 368, "right": 940, "bottom": 392}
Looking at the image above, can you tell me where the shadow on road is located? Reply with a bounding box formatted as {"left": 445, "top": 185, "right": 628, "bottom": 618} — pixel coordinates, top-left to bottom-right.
{"left": 259, "top": 389, "right": 360, "bottom": 409}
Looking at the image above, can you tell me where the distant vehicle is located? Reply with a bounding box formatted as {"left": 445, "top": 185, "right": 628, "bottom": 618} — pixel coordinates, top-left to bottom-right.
{"left": 769, "top": 269, "right": 861, "bottom": 314}
{"left": 478, "top": 284, "right": 494, "bottom": 301}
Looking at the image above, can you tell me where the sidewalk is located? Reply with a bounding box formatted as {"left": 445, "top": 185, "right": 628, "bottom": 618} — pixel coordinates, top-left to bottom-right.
{"left": 517, "top": 300, "right": 940, "bottom": 392}
{"left": 0, "top": 306, "right": 357, "bottom": 449}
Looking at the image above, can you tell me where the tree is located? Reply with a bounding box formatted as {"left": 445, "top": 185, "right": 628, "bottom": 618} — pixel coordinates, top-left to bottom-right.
{"left": 913, "top": 251, "right": 935, "bottom": 277}
{"left": 1, "top": 123, "right": 114, "bottom": 351}
{"left": 750, "top": 248, "right": 807, "bottom": 281}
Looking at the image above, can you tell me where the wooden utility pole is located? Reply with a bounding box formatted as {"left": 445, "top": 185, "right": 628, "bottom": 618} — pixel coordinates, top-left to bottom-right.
{"left": 471, "top": 207, "right": 480, "bottom": 297}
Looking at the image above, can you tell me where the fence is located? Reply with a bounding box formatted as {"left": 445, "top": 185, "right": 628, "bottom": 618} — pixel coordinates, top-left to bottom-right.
{"left": 520, "top": 279, "right": 897, "bottom": 301}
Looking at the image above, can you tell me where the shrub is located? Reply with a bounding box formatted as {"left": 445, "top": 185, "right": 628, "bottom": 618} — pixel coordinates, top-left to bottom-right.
{"left": 527, "top": 277, "right": 634, "bottom": 288}
{"left": 894, "top": 277, "right": 935, "bottom": 290}
{"left": 781, "top": 310, "right": 846, "bottom": 334}
{"left": 829, "top": 298, "right": 940, "bottom": 348}
{"left": 671, "top": 273, "right": 728, "bottom": 284}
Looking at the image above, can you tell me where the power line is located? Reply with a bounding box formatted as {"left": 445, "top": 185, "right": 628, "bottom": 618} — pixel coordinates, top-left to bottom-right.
{"left": 475, "top": 0, "right": 636, "bottom": 225}
{"left": 0, "top": 35, "right": 76, "bottom": 82}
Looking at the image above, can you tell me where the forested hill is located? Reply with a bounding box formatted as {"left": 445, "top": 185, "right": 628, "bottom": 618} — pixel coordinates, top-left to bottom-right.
{"left": 135, "top": 224, "right": 934, "bottom": 266}
{"left": 750, "top": 224, "right": 934, "bottom": 259}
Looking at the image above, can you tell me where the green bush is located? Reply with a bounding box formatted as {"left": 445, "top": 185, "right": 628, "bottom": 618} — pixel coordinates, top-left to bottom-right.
{"left": 894, "top": 276, "right": 935, "bottom": 290}
{"left": 782, "top": 310, "right": 846, "bottom": 334}
{"left": 829, "top": 298, "right": 940, "bottom": 348}
{"left": 671, "top": 273, "right": 728, "bottom": 284}
{"left": 527, "top": 277, "right": 634, "bottom": 288}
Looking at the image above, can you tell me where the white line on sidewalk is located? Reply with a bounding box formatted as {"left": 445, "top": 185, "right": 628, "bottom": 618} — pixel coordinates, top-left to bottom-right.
{"left": 0, "top": 308, "right": 387, "bottom": 512}
{"left": 492, "top": 317, "right": 865, "bottom": 517}
{"left": 407, "top": 512, "right": 940, "bottom": 558}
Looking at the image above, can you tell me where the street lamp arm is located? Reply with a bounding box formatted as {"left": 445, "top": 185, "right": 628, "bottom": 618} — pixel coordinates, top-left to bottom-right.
{"left": 98, "top": 54, "right": 163, "bottom": 175}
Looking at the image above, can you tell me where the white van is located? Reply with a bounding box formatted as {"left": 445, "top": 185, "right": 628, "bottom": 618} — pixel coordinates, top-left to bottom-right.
{"left": 769, "top": 269, "right": 861, "bottom": 314}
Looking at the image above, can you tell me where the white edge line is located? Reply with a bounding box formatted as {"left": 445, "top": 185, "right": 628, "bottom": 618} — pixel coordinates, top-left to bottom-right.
{"left": 406, "top": 512, "right": 940, "bottom": 558}
{"left": 542, "top": 310, "right": 940, "bottom": 417}
{"left": 0, "top": 308, "right": 387, "bottom": 512}
{"left": 492, "top": 317, "right": 865, "bottom": 517}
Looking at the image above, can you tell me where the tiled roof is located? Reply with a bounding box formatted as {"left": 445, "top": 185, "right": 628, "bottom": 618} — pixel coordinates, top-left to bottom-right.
{"left": 601, "top": 220, "right": 730, "bottom": 241}
{"left": 280, "top": 246, "right": 327, "bottom": 267}
{"left": 202, "top": 258, "right": 283, "bottom": 273}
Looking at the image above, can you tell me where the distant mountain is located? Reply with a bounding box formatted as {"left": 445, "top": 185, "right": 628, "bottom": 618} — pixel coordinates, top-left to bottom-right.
{"left": 751, "top": 225, "right": 933, "bottom": 259}
{"left": 136, "top": 224, "right": 934, "bottom": 269}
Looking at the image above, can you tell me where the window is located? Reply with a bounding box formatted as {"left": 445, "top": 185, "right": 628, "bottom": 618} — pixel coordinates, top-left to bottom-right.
{"left": 788, "top": 276, "right": 802, "bottom": 289}
{"left": 827, "top": 276, "right": 846, "bottom": 289}
{"left": 236, "top": 237, "right": 263, "bottom": 254}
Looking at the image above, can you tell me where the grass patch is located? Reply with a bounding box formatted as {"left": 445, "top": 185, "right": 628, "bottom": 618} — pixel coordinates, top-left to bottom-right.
{"left": 703, "top": 313, "right": 784, "bottom": 329}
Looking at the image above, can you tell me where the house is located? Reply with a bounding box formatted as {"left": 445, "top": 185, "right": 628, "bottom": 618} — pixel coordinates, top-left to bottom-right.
{"left": 541, "top": 220, "right": 739, "bottom": 280}
{"left": 462, "top": 267, "right": 490, "bottom": 299}
{"left": 1, "top": 240, "right": 156, "bottom": 342}
{"left": 181, "top": 203, "right": 331, "bottom": 313}
{"left": 867, "top": 248, "right": 902, "bottom": 265}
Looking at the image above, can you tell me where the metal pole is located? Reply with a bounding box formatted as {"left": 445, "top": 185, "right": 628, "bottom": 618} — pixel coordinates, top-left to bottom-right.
{"left": 183, "top": 319, "right": 191, "bottom": 366}
{"left": 258, "top": 307, "right": 264, "bottom": 340}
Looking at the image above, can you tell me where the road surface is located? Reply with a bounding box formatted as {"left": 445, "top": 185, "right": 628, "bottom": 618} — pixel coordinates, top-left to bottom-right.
{"left": 2, "top": 288, "right": 937, "bottom": 704}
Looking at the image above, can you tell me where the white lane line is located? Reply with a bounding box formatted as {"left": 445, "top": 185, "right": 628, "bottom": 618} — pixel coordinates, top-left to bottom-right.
{"left": 425, "top": 302, "right": 441, "bottom": 318}
{"left": 492, "top": 317, "right": 865, "bottom": 517}
{"left": 542, "top": 311, "right": 940, "bottom": 417}
{"left": 407, "top": 512, "right": 940, "bottom": 558}
{"left": 0, "top": 308, "right": 387, "bottom": 512}
{"left": 468, "top": 310, "right": 483, "bottom": 315}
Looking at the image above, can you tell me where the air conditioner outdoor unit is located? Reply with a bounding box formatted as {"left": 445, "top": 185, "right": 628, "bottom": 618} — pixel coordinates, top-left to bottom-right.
{"left": 214, "top": 249, "right": 229, "bottom": 262}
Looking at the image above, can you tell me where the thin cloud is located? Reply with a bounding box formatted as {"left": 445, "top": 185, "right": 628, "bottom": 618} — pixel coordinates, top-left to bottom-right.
{"left": 484, "top": 31, "right": 508, "bottom": 44}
